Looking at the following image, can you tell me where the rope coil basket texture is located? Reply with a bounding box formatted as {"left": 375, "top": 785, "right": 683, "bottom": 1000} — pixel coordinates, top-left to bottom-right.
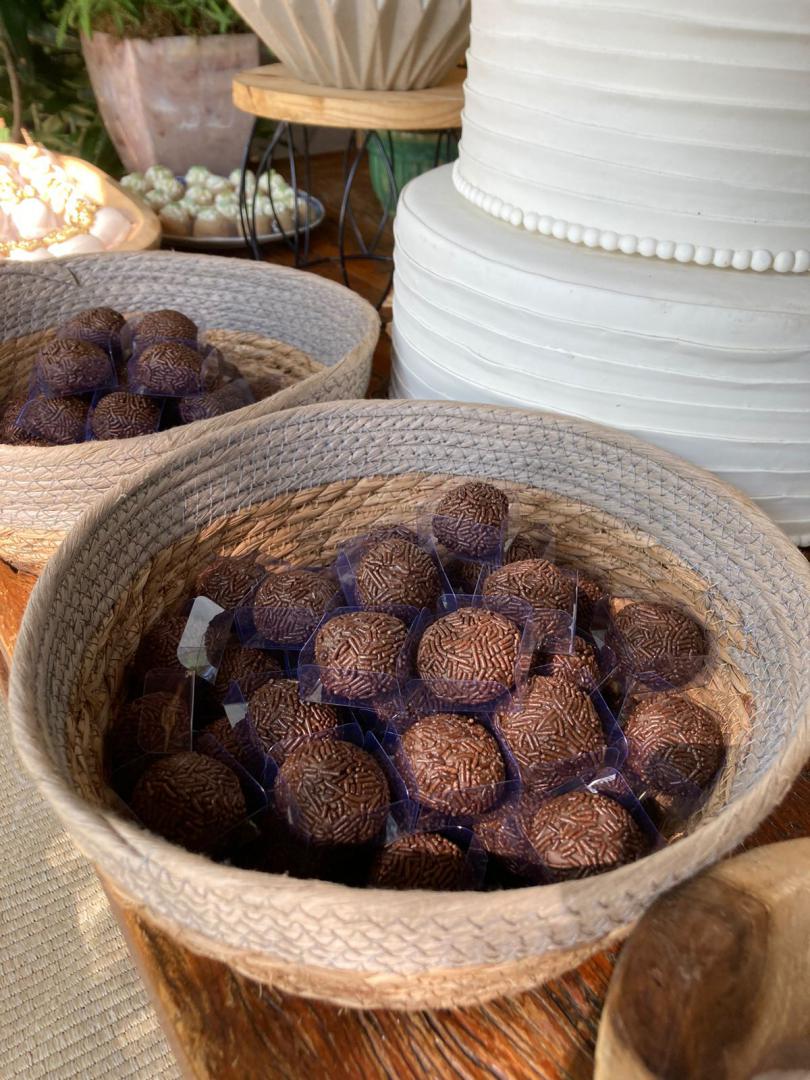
{"left": 0, "top": 251, "right": 378, "bottom": 573}
{"left": 10, "top": 399, "right": 810, "bottom": 1010}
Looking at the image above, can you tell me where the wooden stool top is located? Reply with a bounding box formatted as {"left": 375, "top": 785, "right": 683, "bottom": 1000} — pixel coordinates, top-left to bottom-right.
{"left": 232, "top": 63, "right": 464, "bottom": 131}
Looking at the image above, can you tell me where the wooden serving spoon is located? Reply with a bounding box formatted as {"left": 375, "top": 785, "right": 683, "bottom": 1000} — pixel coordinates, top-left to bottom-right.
{"left": 595, "top": 838, "right": 810, "bottom": 1079}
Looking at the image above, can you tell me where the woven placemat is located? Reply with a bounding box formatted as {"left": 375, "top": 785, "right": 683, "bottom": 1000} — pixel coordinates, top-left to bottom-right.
{"left": 0, "top": 694, "right": 177, "bottom": 1079}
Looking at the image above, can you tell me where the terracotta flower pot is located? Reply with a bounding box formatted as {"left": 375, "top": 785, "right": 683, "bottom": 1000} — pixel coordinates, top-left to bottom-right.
{"left": 81, "top": 31, "right": 259, "bottom": 175}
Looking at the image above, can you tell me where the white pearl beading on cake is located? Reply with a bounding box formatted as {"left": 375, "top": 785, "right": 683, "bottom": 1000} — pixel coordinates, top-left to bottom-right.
{"left": 452, "top": 162, "right": 810, "bottom": 275}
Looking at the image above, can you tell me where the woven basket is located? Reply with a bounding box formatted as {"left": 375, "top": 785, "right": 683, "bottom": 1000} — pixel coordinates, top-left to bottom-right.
{"left": 0, "top": 251, "right": 378, "bottom": 573}
{"left": 10, "top": 399, "right": 810, "bottom": 1010}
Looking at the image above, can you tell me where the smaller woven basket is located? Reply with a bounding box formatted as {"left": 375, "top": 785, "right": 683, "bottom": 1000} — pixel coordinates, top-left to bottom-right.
{"left": 0, "top": 251, "right": 378, "bottom": 573}
{"left": 10, "top": 399, "right": 810, "bottom": 1010}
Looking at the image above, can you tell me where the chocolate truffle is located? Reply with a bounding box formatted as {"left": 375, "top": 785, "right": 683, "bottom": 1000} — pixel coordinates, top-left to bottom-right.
{"left": 132, "top": 613, "right": 189, "bottom": 682}
{"left": 525, "top": 790, "right": 647, "bottom": 879}
{"left": 134, "top": 308, "right": 198, "bottom": 345}
{"left": 198, "top": 714, "right": 261, "bottom": 773}
{"left": 130, "top": 750, "right": 247, "bottom": 855}
{"left": 399, "top": 713, "right": 506, "bottom": 816}
{"left": 475, "top": 802, "right": 533, "bottom": 874}
{"left": 212, "top": 642, "right": 282, "bottom": 700}
{"left": 370, "top": 833, "right": 466, "bottom": 890}
{"left": 608, "top": 602, "right": 707, "bottom": 686}
{"left": 110, "top": 690, "right": 193, "bottom": 764}
{"left": 573, "top": 570, "right": 608, "bottom": 631}
{"left": 496, "top": 676, "right": 603, "bottom": 779}
{"left": 90, "top": 391, "right": 162, "bottom": 440}
{"left": 444, "top": 556, "right": 487, "bottom": 595}
{"left": 57, "top": 306, "right": 125, "bottom": 351}
{"left": 275, "top": 739, "right": 390, "bottom": 845}
{"left": 548, "top": 636, "right": 602, "bottom": 692}
{"left": 34, "top": 338, "right": 111, "bottom": 395}
{"left": 16, "top": 394, "right": 88, "bottom": 445}
{"left": 623, "top": 692, "right": 724, "bottom": 798}
{"left": 361, "top": 523, "right": 419, "bottom": 546}
{"left": 315, "top": 610, "right": 407, "bottom": 699}
{"left": 416, "top": 607, "right": 520, "bottom": 705}
{"left": 248, "top": 678, "right": 339, "bottom": 762}
{"left": 178, "top": 381, "right": 253, "bottom": 424}
{"left": 355, "top": 538, "right": 442, "bottom": 610}
{"left": 433, "top": 481, "right": 509, "bottom": 558}
{"left": 506, "top": 528, "right": 553, "bottom": 563}
{"left": 0, "top": 395, "right": 49, "bottom": 445}
{"left": 195, "top": 556, "right": 265, "bottom": 611}
{"left": 253, "top": 568, "right": 337, "bottom": 645}
{"left": 483, "top": 559, "right": 575, "bottom": 623}
{"left": 133, "top": 342, "right": 204, "bottom": 396}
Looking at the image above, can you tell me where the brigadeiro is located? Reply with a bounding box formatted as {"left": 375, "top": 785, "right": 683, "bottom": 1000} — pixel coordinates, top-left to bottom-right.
{"left": 134, "top": 308, "right": 198, "bottom": 346}
{"left": 16, "top": 394, "right": 88, "bottom": 445}
{"left": 495, "top": 676, "right": 603, "bottom": 781}
{"left": 354, "top": 537, "right": 442, "bottom": 610}
{"left": 109, "top": 690, "right": 192, "bottom": 768}
{"left": 547, "top": 636, "right": 602, "bottom": 692}
{"left": 90, "top": 391, "right": 162, "bottom": 440}
{"left": 212, "top": 642, "right": 282, "bottom": 700}
{"left": 524, "top": 789, "right": 647, "bottom": 880}
{"left": 369, "top": 832, "right": 467, "bottom": 891}
{"left": 572, "top": 570, "right": 608, "bottom": 631}
{"left": 483, "top": 559, "right": 575, "bottom": 624}
{"left": 505, "top": 527, "right": 553, "bottom": 563}
{"left": 416, "top": 607, "right": 520, "bottom": 705}
{"left": 0, "top": 396, "right": 49, "bottom": 445}
{"left": 314, "top": 610, "right": 407, "bottom": 699}
{"left": 253, "top": 568, "right": 337, "bottom": 645}
{"left": 607, "top": 601, "right": 707, "bottom": 686}
{"left": 131, "top": 613, "right": 190, "bottom": 681}
{"left": 130, "top": 750, "right": 247, "bottom": 856}
{"left": 433, "top": 480, "right": 509, "bottom": 558}
{"left": 34, "top": 338, "right": 112, "bottom": 395}
{"left": 399, "top": 713, "right": 506, "bottom": 816}
{"left": 133, "top": 342, "right": 205, "bottom": 396}
{"left": 195, "top": 555, "right": 266, "bottom": 611}
{"left": 178, "top": 380, "right": 253, "bottom": 424}
{"left": 247, "top": 678, "right": 339, "bottom": 762}
{"left": 623, "top": 692, "right": 724, "bottom": 799}
{"left": 361, "top": 523, "right": 419, "bottom": 546}
{"left": 275, "top": 739, "right": 390, "bottom": 845}
{"left": 57, "top": 306, "right": 125, "bottom": 352}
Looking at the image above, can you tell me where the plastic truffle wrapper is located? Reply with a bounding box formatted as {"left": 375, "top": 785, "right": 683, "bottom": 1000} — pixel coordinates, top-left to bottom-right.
{"left": 297, "top": 605, "right": 413, "bottom": 710}
{"left": 30, "top": 338, "right": 119, "bottom": 398}
{"left": 174, "top": 596, "right": 233, "bottom": 683}
{"left": 616, "top": 680, "right": 728, "bottom": 833}
{"left": 423, "top": 484, "right": 514, "bottom": 563}
{"left": 233, "top": 561, "right": 344, "bottom": 652}
{"left": 11, "top": 392, "right": 90, "bottom": 446}
{"left": 334, "top": 530, "right": 451, "bottom": 621}
{"left": 402, "top": 594, "right": 536, "bottom": 715}
{"left": 127, "top": 341, "right": 224, "bottom": 399}
{"left": 603, "top": 596, "right": 712, "bottom": 692}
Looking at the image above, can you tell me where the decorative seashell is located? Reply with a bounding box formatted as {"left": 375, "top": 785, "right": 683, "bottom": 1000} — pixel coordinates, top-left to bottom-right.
{"left": 185, "top": 165, "right": 211, "bottom": 185}
{"left": 184, "top": 184, "right": 214, "bottom": 207}
{"left": 12, "top": 198, "right": 56, "bottom": 240}
{"left": 120, "top": 172, "right": 150, "bottom": 196}
{"left": 89, "top": 206, "right": 134, "bottom": 248}
{"left": 193, "top": 207, "right": 235, "bottom": 238}
{"left": 159, "top": 202, "right": 193, "bottom": 236}
{"left": 145, "top": 164, "right": 175, "bottom": 187}
{"left": 154, "top": 178, "right": 184, "bottom": 202}
{"left": 48, "top": 234, "right": 105, "bottom": 256}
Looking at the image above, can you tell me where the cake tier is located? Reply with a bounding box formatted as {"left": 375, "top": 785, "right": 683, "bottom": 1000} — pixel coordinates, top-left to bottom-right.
{"left": 392, "top": 167, "right": 810, "bottom": 543}
{"left": 456, "top": 0, "right": 810, "bottom": 272}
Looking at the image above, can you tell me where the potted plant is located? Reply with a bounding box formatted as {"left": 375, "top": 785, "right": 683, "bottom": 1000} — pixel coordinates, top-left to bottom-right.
{"left": 53, "top": 0, "right": 259, "bottom": 175}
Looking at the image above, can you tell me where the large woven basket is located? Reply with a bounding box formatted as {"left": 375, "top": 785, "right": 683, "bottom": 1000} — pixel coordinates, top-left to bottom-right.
{"left": 10, "top": 400, "right": 810, "bottom": 1010}
{"left": 0, "top": 252, "right": 378, "bottom": 573}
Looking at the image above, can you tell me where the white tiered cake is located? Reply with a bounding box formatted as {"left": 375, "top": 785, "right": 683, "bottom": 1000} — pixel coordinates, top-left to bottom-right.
{"left": 391, "top": 0, "right": 810, "bottom": 543}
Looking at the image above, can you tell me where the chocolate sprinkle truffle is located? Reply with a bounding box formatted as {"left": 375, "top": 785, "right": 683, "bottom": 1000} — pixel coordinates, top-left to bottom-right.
{"left": 548, "top": 636, "right": 602, "bottom": 692}
{"left": 483, "top": 559, "right": 575, "bottom": 623}
{"left": 178, "top": 381, "right": 252, "bottom": 424}
{"left": 212, "top": 642, "right": 282, "bottom": 700}
{"left": 0, "top": 395, "right": 49, "bottom": 445}
{"left": 572, "top": 570, "right": 607, "bottom": 631}
{"left": 195, "top": 556, "right": 266, "bottom": 611}
{"left": 248, "top": 678, "right": 339, "bottom": 762}
{"left": 416, "top": 607, "right": 520, "bottom": 705}
{"left": 608, "top": 601, "right": 707, "bottom": 686}
{"left": 34, "top": 338, "right": 111, "bottom": 395}
{"left": 134, "top": 308, "right": 198, "bottom": 345}
{"left": 361, "top": 523, "right": 419, "bottom": 546}
{"left": 623, "top": 692, "right": 724, "bottom": 798}
{"left": 132, "top": 613, "right": 189, "bottom": 682}
{"left": 315, "top": 610, "right": 407, "bottom": 699}
{"left": 90, "top": 391, "right": 161, "bottom": 440}
{"left": 57, "top": 306, "right": 125, "bottom": 351}
{"left": 253, "top": 569, "right": 337, "bottom": 645}
{"left": 16, "top": 394, "right": 88, "bottom": 445}
{"left": 130, "top": 750, "right": 247, "bottom": 855}
{"left": 355, "top": 538, "right": 442, "bottom": 610}
{"left": 370, "top": 833, "right": 466, "bottom": 891}
{"left": 433, "top": 481, "right": 508, "bottom": 558}
{"left": 506, "top": 528, "right": 553, "bottom": 563}
{"left": 496, "top": 676, "right": 603, "bottom": 779}
{"left": 133, "top": 342, "right": 204, "bottom": 396}
{"left": 115, "top": 690, "right": 192, "bottom": 759}
{"left": 525, "top": 789, "right": 647, "bottom": 880}
{"left": 275, "top": 739, "right": 390, "bottom": 845}
{"left": 399, "top": 713, "right": 506, "bottom": 816}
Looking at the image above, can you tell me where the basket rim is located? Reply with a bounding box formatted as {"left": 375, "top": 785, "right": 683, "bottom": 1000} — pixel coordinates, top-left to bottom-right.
{"left": 9, "top": 398, "right": 810, "bottom": 933}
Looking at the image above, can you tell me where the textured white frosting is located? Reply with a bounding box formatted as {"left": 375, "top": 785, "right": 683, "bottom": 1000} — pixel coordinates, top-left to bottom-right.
{"left": 456, "top": 0, "right": 810, "bottom": 270}
{"left": 392, "top": 167, "right": 810, "bottom": 543}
